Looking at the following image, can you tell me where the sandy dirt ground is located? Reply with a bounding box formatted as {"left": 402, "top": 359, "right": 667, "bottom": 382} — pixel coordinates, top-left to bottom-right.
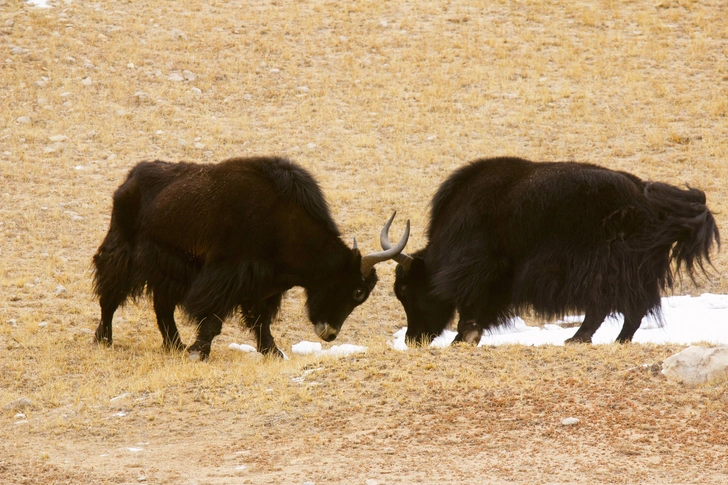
{"left": 2, "top": 0, "right": 727, "bottom": 483}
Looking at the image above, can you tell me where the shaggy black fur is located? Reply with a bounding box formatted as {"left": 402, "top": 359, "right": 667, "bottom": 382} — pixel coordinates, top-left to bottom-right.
{"left": 393, "top": 157, "right": 720, "bottom": 345}
{"left": 93, "top": 156, "right": 378, "bottom": 359}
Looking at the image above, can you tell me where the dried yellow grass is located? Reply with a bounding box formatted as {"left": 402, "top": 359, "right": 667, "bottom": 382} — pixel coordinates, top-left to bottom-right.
{"left": 1, "top": 0, "right": 727, "bottom": 483}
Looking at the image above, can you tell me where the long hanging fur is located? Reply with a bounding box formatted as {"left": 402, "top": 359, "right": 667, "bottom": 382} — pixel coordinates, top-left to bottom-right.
{"left": 398, "top": 157, "right": 720, "bottom": 342}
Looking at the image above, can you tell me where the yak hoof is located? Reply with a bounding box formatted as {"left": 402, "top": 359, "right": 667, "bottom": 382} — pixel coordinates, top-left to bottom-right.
{"left": 462, "top": 329, "right": 482, "bottom": 344}
{"left": 262, "top": 347, "right": 286, "bottom": 359}
{"left": 564, "top": 336, "right": 591, "bottom": 345}
{"left": 188, "top": 350, "right": 208, "bottom": 362}
{"left": 94, "top": 335, "right": 112, "bottom": 347}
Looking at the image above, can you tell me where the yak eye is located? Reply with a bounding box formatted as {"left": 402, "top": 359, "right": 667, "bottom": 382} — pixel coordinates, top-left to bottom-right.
{"left": 353, "top": 288, "right": 366, "bottom": 302}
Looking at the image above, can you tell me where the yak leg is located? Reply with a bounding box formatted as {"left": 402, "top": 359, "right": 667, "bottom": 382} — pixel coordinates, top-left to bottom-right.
{"left": 153, "top": 292, "right": 185, "bottom": 351}
{"left": 95, "top": 293, "right": 122, "bottom": 346}
{"left": 452, "top": 315, "right": 484, "bottom": 345}
{"left": 565, "top": 308, "right": 610, "bottom": 344}
{"left": 615, "top": 306, "right": 648, "bottom": 343}
{"left": 242, "top": 294, "right": 284, "bottom": 358}
{"left": 187, "top": 315, "right": 224, "bottom": 361}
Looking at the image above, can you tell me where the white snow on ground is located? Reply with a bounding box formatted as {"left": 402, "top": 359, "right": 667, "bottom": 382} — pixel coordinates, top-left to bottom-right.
{"left": 291, "top": 341, "right": 367, "bottom": 357}
{"left": 228, "top": 294, "right": 727, "bottom": 358}
{"left": 392, "top": 294, "right": 728, "bottom": 350}
{"left": 27, "top": 0, "right": 52, "bottom": 8}
{"left": 228, "top": 341, "right": 366, "bottom": 358}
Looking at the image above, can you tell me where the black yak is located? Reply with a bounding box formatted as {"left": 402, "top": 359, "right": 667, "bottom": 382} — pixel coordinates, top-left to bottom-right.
{"left": 93, "top": 156, "right": 409, "bottom": 359}
{"left": 381, "top": 157, "right": 719, "bottom": 345}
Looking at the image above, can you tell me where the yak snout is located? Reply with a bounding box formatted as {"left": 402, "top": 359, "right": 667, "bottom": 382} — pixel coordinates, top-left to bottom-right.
{"left": 315, "top": 322, "right": 339, "bottom": 342}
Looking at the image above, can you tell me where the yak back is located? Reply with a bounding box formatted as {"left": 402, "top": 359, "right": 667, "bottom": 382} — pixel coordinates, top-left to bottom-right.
{"left": 110, "top": 157, "right": 345, "bottom": 284}
{"left": 424, "top": 157, "right": 703, "bottom": 322}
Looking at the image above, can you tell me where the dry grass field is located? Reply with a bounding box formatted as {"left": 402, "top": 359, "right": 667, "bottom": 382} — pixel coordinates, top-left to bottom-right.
{"left": 2, "top": 0, "right": 728, "bottom": 483}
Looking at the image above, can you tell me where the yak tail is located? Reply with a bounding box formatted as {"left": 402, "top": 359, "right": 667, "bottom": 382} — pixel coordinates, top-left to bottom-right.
{"left": 92, "top": 179, "right": 143, "bottom": 305}
{"left": 644, "top": 182, "right": 720, "bottom": 282}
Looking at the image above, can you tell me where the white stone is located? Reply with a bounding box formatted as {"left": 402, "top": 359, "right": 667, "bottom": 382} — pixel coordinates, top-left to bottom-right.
{"left": 55, "top": 284, "right": 67, "bottom": 296}
{"left": 168, "top": 73, "right": 184, "bottom": 82}
{"left": 229, "top": 343, "right": 256, "bottom": 353}
{"left": 3, "top": 397, "right": 32, "bottom": 411}
{"left": 662, "top": 346, "right": 728, "bottom": 385}
{"left": 182, "top": 70, "right": 196, "bottom": 81}
{"left": 49, "top": 135, "right": 67, "bottom": 142}
{"left": 81, "top": 77, "right": 92, "bottom": 86}
{"left": 16, "top": 116, "right": 31, "bottom": 124}
{"left": 191, "top": 87, "right": 202, "bottom": 94}
{"left": 561, "top": 417, "right": 579, "bottom": 426}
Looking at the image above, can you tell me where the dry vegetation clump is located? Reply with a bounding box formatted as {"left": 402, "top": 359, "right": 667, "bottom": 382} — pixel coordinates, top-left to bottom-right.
{"left": 1, "top": 0, "right": 727, "bottom": 483}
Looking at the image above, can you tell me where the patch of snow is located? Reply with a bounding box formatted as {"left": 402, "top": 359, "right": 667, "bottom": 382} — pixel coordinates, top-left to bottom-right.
{"left": 391, "top": 294, "right": 728, "bottom": 350}
{"left": 228, "top": 343, "right": 256, "bottom": 353}
{"left": 291, "top": 341, "right": 366, "bottom": 357}
{"left": 28, "top": 0, "right": 52, "bottom": 8}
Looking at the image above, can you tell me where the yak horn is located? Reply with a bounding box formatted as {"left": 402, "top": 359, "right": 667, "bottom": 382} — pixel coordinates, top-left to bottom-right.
{"left": 359, "top": 212, "right": 411, "bottom": 277}
{"left": 379, "top": 211, "right": 414, "bottom": 271}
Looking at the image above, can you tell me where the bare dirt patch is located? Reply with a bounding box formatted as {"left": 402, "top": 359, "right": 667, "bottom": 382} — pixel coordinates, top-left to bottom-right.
{"left": 2, "top": 0, "right": 727, "bottom": 483}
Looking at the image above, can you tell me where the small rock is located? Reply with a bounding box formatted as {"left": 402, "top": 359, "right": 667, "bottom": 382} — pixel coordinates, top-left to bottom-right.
{"left": 191, "top": 87, "right": 202, "bottom": 95}
{"left": 49, "top": 135, "right": 67, "bottom": 142}
{"left": 561, "top": 417, "right": 579, "bottom": 426}
{"left": 297, "top": 86, "right": 310, "bottom": 92}
{"left": 168, "top": 73, "right": 184, "bottom": 82}
{"left": 6, "top": 318, "right": 17, "bottom": 326}
{"left": 10, "top": 46, "right": 29, "bottom": 55}
{"left": 35, "top": 80, "right": 46, "bottom": 88}
{"left": 38, "top": 321, "right": 49, "bottom": 328}
{"left": 3, "top": 397, "right": 32, "bottom": 411}
{"left": 269, "top": 68, "right": 280, "bottom": 73}
{"left": 55, "top": 285, "right": 67, "bottom": 296}
{"left": 171, "top": 29, "right": 187, "bottom": 40}
{"left": 66, "top": 57, "right": 76, "bottom": 63}
{"left": 182, "top": 70, "right": 196, "bottom": 81}
{"left": 127, "top": 62, "right": 135, "bottom": 69}
{"left": 81, "top": 77, "right": 92, "bottom": 86}
{"left": 366, "top": 480, "right": 379, "bottom": 485}
{"left": 307, "top": 143, "right": 317, "bottom": 149}
{"left": 16, "top": 116, "right": 31, "bottom": 124}
{"left": 662, "top": 346, "right": 728, "bottom": 385}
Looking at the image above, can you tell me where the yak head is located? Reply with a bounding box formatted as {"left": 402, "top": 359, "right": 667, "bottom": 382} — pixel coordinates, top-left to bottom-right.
{"left": 306, "top": 213, "right": 410, "bottom": 342}
{"left": 380, "top": 216, "right": 456, "bottom": 346}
